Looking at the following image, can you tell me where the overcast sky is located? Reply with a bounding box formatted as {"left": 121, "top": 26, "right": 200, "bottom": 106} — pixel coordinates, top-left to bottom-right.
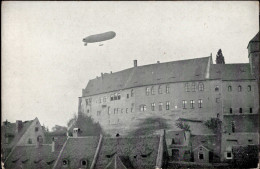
{"left": 2, "top": 1, "right": 259, "bottom": 129}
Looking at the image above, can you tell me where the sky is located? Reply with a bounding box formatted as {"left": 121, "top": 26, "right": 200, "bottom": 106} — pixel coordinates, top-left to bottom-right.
{"left": 2, "top": 1, "right": 259, "bottom": 130}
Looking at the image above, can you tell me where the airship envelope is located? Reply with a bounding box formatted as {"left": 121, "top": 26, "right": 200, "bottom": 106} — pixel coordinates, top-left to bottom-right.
{"left": 83, "top": 31, "right": 116, "bottom": 46}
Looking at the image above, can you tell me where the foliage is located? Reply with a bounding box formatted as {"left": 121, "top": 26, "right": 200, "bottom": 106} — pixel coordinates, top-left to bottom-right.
{"left": 204, "top": 118, "right": 221, "bottom": 133}
{"left": 51, "top": 125, "right": 67, "bottom": 133}
{"left": 128, "top": 117, "right": 169, "bottom": 136}
{"left": 175, "top": 121, "right": 190, "bottom": 131}
{"left": 67, "top": 113, "right": 103, "bottom": 136}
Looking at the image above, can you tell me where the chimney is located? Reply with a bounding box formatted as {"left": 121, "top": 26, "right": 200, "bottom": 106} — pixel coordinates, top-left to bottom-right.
{"left": 73, "top": 128, "right": 80, "bottom": 137}
{"left": 133, "top": 60, "right": 137, "bottom": 67}
{"left": 51, "top": 137, "right": 56, "bottom": 152}
{"left": 101, "top": 73, "right": 104, "bottom": 79}
{"left": 157, "top": 61, "right": 160, "bottom": 64}
{"left": 110, "top": 71, "right": 112, "bottom": 74}
{"left": 16, "top": 120, "right": 23, "bottom": 133}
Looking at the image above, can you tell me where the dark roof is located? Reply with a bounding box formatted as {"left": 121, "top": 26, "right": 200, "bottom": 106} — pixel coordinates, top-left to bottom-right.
{"left": 4, "top": 145, "right": 60, "bottom": 169}
{"left": 2, "top": 120, "right": 34, "bottom": 149}
{"left": 95, "top": 136, "right": 160, "bottom": 169}
{"left": 249, "top": 32, "right": 259, "bottom": 43}
{"left": 104, "top": 155, "right": 134, "bottom": 169}
{"left": 44, "top": 132, "right": 67, "bottom": 152}
{"left": 53, "top": 136, "right": 100, "bottom": 169}
{"left": 83, "top": 57, "right": 210, "bottom": 96}
{"left": 209, "top": 64, "right": 255, "bottom": 80}
{"left": 191, "top": 135, "right": 217, "bottom": 152}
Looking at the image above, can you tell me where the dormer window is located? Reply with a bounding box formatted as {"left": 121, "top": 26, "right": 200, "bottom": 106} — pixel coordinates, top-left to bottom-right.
{"left": 166, "top": 85, "right": 170, "bottom": 93}
{"left": 35, "top": 127, "right": 39, "bottom": 132}
{"left": 146, "top": 87, "right": 150, "bottom": 96}
{"left": 158, "top": 85, "right": 162, "bottom": 94}
{"left": 191, "top": 83, "right": 196, "bottom": 92}
{"left": 215, "top": 86, "right": 219, "bottom": 92}
{"left": 131, "top": 89, "right": 134, "bottom": 97}
{"left": 62, "top": 159, "right": 69, "bottom": 167}
{"left": 81, "top": 159, "right": 87, "bottom": 166}
{"left": 185, "top": 83, "right": 189, "bottom": 92}
{"left": 198, "top": 82, "right": 204, "bottom": 91}
{"left": 151, "top": 86, "right": 155, "bottom": 95}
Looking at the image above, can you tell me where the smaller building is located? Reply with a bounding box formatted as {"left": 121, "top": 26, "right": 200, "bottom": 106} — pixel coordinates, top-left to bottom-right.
{"left": 193, "top": 145, "right": 212, "bottom": 163}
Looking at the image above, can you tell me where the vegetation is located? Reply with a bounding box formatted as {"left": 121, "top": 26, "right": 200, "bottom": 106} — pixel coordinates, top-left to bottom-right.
{"left": 128, "top": 117, "right": 169, "bottom": 136}
{"left": 67, "top": 113, "right": 103, "bottom": 136}
{"left": 204, "top": 118, "right": 221, "bottom": 133}
{"left": 175, "top": 121, "right": 190, "bottom": 131}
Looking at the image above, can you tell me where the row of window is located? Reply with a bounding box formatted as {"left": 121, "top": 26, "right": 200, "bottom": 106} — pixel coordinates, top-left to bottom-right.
{"left": 227, "top": 85, "right": 252, "bottom": 92}
{"left": 146, "top": 85, "right": 170, "bottom": 95}
{"left": 182, "top": 99, "right": 203, "bottom": 109}
{"left": 185, "top": 82, "right": 204, "bottom": 92}
{"left": 228, "top": 107, "right": 253, "bottom": 114}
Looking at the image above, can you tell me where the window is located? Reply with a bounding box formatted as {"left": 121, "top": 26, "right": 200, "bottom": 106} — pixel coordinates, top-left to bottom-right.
{"left": 28, "top": 138, "right": 32, "bottom": 144}
{"left": 247, "top": 85, "right": 251, "bottom": 92}
{"left": 85, "top": 99, "right": 89, "bottom": 105}
{"left": 166, "top": 101, "right": 170, "bottom": 110}
{"left": 97, "top": 111, "right": 101, "bottom": 116}
{"left": 131, "top": 103, "right": 134, "bottom": 112}
{"left": 108, "top": 107, "right": 110, "bottom": 115}
{"left": 198, "top": 99, "right": 203, "bottom": 108}
{"left": 226, "top": 152, "right": 232, "bottom": 159}
{"left": 159, "top": 102, "right": 163, "bottom": 111}
{"left": 117, "top": 93, "right": 121, "bottom": 100}
{"left": 250, "top": 108, "right": 253, "bottom": 113}
{"left": 62, "top": 159, "right": 69, "bottom": 167}
{"left": 114, "top": 93, "right": 118, "bottom": 100}
{"left": 239, "top": 108, "right": 242, "bottom": 113}
{"left": 198, "top": 82, "right": 204, "bottom": 91}
{"left": 151, "top": 103, "right": 155, "bottom": 111}
{"left": 158, "top": 85, "right": 162, "bottom": 94}
{"left": 81, "top": 160, "right": 87, "bottom": 166}
{"left": 230, "top": 108, "right": 232, "bottom": 114}
{"left": 151, "top": 86, "right": 155, "bottom": 95}
{"left": 166, "top": 85, "right": 170, "bottom": 93}
{"left": 248, "top": 139, "right": 253, "bottom": 143}
{"left": 89, "top": 98, "right": 92, "bottom": 104}
{"left": 131, "top": 89, "right": 134, "bottom": 97}
{"left": 146, "top": 87, "right": 150, "bottom": 96}
{"left": 99, "top": 98, "right": 102, "bottom": 103}
{"left": 216, "top": 98, "right": 220, "bottom": 103}
{"left": 190, "top": 100, "right": 195, "bottom": 109}
{"left": 228, "top": 86, "right": 232, "bottom": 92}
{"left": 127, "top": 94, "right": 129, "bottom": 99}
{"left": 231, "top": 121, "right": 235, "bottom": 133}
{"left": 140, "top": 105, "right": 146, "bottom": 112}
{"left": 215, "top": 85, "right": 219, "bottom": 92}
{"left": 238, "top": 85, "right": 242, "bottom": 92}
{"left": 110, "top": 95, "right": 114, "bottom": 101}
{"left": 199, "top": 153, "right": 204, "bottom": 160}
{"left": 191, "top": 83, "right": 196, "bottom": 92}
{"left": 114, "top": 108, "right": 116, "bottom": 114}
{"left": 185, "top": 83, "right": 189, "bottom": 92}
{"left": 35, "top": 127, "right": 39, "bottom": 132}
{"left": 121, "top": 109, "right": 123, "bottom": 113}
{"left": 117, "top": 108, "right": 119, "bottom": 114}
{"left": 182, "top": 100, "right": 187, "bottom": 109}
{"left": 126, "top": 108, "right": 128, "bottom": 113}
{"left": 103, "top": 97, "right": 106, "bottom": 103}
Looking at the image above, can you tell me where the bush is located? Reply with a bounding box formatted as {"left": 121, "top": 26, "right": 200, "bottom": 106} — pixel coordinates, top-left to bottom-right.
{"left": 175, "top": 121, "right": 190, "bottom": 131}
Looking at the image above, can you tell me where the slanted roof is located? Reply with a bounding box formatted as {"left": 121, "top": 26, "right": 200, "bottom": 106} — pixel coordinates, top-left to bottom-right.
{"left": 44, "top": 132, "right": 67, "bottom": 152}
{"left": 209, "top": 64, "right": 255, "bottom": 81}
{"left": 53, "top": 136, "right": 100, "bottom": 169}
{"left": 104, "top": 155, "right": 133, "bottom": 169}
{"left": 4, "top": 145, "right": 60, "bottom": 169}
{"left": 249, "top": 32, "right": 260, "bottom": 43}
{"left": 83, "top": 57, "right": 210, "bottom": 96}
{"left": 95, "top": 136, "right": 161, "bottom": 169}
{"left": 2, "top": 120, "right": 34, "bottom": 149}
{"left": 191, "top": 135, "right": 217, "bottom": 152}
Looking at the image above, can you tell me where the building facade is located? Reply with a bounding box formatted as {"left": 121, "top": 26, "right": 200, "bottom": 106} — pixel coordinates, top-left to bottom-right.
{"left": 79, "top": 32, "right": 259, "bottom": 164}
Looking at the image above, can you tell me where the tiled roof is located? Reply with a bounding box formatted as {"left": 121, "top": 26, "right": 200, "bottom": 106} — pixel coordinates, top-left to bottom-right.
{"left": 83, "top": 57, "right": 210, "bottom": 96}
{"left": 104, "top": 155, "right": 133, "bottom": 169}
{"left": 53, "top": 136, "right": 100, "bottom": 169}
{"left": 4, "top": 145, "right": 60, "bottom": 169}
{"left": 249, "top": 32, "right": 259, "bottom": 43}
{"left": 191, "top": 135, "right": 217, "bottom": 152}
{"left": 95, "top": 136, "right": 160, "bottom": 169}
{"left": 209, "top": 64, "right": 255, "bottom": 80}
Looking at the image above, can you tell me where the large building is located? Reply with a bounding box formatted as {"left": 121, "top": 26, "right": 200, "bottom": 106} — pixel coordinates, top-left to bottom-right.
{"left": 79, "top": 32, "right": 259, "bottom": 164}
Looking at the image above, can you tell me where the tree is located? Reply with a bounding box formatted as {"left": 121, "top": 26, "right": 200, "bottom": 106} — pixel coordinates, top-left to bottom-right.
{"left": 204, "top": 118, "right": 222, "bottom": 133}
{"left": 128, "top": 117, "right": 169, "bottom": 136}
{"left": 67, "top": 113, "right": 103, "bottom": 136}
{"left": 175, "top": 121, "right": 190, "bottom": 131}
{"left": 216, "top": 49, "right": 225, "bottom": 64}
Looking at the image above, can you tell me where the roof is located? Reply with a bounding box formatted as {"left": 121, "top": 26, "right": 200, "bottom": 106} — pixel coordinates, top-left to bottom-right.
{"left": 95, "top": 136, "right": 161, "bottom": 169}
{"left": 249, "top": 32, "right": 259, "bottom": 43}
{"left": 4, "top": 144, "right": 60, "bottom": 169}
{"left": 2, "top": 120, "right": 34, "bottom": 149}
{"left": 44, "top": 132, "right": 67, "bottom": 152}
{"left": 191, "top": 135, "right": 217, "bottom": 152}
{"left": 209, "top": 64, "right": 255, "bottom": 81}
{"left": 53, "top": 136, "right": 100, "bottom": 169}
{"left": 83, "top": 57, "right": 210, "bottom": 96}
{"left": 104, "top": 155, "right": 134, "bottom": 169}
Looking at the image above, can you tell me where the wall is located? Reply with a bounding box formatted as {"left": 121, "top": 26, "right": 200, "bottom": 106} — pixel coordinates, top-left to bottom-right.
{"left": 16, "top": 118, "right": 45, "bottom": 145}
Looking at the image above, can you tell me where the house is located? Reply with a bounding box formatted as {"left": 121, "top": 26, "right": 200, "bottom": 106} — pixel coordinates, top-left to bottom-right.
{"left": 1, "top": 118, "right": 45, "bottom": 161}
{"left": 192, "top": 145, "right": 212, "bottom": 163}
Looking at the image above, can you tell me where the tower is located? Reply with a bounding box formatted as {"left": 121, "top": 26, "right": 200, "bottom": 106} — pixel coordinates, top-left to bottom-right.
{"left": 216, "top": 49, "right": 225, "bottom": 64}
{"left": 248, "top": 32, "right": 260, "bottom": 82}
